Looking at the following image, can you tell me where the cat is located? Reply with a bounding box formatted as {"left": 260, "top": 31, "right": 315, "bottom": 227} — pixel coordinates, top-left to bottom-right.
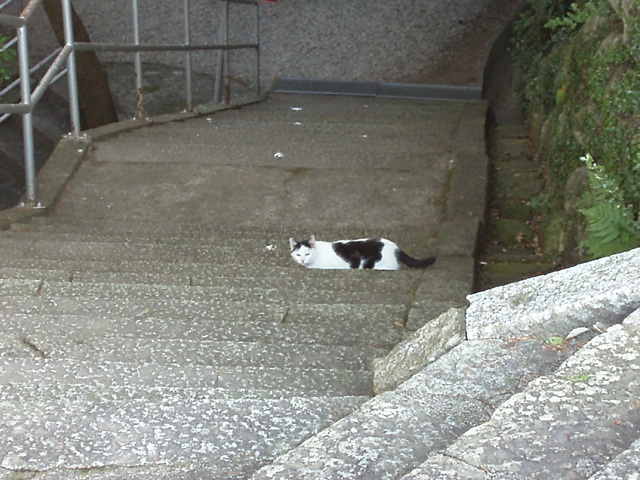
{"left": 289, "top": 235, "right": 436, "bottom": 270}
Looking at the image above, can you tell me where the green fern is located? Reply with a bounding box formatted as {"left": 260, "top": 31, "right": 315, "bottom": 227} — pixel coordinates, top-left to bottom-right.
{"left": 580, "top": 154, "right": 640, "bottom": 258}
{"left": 0, "top": 36, "right": 17, "bottom": 84}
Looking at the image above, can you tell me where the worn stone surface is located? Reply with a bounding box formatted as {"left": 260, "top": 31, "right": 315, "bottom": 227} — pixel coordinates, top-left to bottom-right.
{"left": 249, "top": 334, "right": 579, "bottom": 480}
{"left": 373, "top": 307, "right": 466, "bottom": 393}
{"left": 467, "top": 247, "right": 640, "bottom": 340}
{"left": 416, "top": 308, "right": 640, "bottom": 479}
{"left": 0, "top": 93, "right": 483, "bottom": 478}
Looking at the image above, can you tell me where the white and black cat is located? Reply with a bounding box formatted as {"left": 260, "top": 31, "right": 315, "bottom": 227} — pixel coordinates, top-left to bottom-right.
{"left": 289, "top": 235, "right": 435, "bottom": 270}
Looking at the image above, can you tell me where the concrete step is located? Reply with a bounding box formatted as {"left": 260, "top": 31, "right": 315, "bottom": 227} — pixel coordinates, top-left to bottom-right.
{"left": 93, "top": 117, "right": 450, "bottom": 170}
{"left": 249, "top": 249, "right": 640, "bottom": 479}
{"left": 0, "top": 386, "right": 366, "bottom": 475}
{"left": 249, "top": 334, "right": 584, "bottom": 480}
{"left": 0, "top": 262, "right": 422, "bottom": 295}
{"left": 2, "top": 330, "right": 388, "bottom": 371}
{"left": 225, "top": 94, "right": 469, "bottom": 125}
{"left": 1, "top": 311, "right": 404, "bottom": 349}
{"left": 0, "top": 293, "right": 406, "bottom": 329}
{"left": 0, "top": 357, "right": 373, "bottom": 397}
{"left": 402, "top": 308, "right": 640, "bottom": 479}
{"left": 0, "top": 278, "right": 411, "bottom": 307}
{"left": 10, "top": 216, "right": 434, "bottom": 247}
{"left": 0, "top": 229, "right": 435, "bottom": 269}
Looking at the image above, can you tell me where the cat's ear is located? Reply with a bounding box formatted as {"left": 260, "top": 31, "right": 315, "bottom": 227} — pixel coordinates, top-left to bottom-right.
{"left": 308, "top": 235, "right": 316, "bottom": 248}
{"left": 289, "top": 238, "right": 297, "bottom": 250}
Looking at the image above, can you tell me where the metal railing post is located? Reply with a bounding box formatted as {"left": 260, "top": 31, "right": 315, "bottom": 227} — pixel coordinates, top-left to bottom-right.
{"left": 254, "top": 2, "right": 259, "bottom": 94}
{"left": 183, "top": 0, "right": 193, "bottom": 111}
{"left": 213, "top": 0, "right": 228, "bottom": 104}
{"left": 62, "top": 0, "right": 80, "bottom": 135}
{"left": 17, "top": 20, "right": 37, "bottom": 205}
{"left": 132, "top": 0, "right": 144, "bottom": 118}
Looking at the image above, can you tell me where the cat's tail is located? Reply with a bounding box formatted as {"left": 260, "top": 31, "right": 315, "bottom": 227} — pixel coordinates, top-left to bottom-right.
{"left": 396, "top": 250, "right": 436, "bottom": 268}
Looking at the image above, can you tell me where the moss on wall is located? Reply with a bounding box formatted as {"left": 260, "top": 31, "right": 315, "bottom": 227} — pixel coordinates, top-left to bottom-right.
{"left": 512, "top": 0, "right": 640, "bottom": 262}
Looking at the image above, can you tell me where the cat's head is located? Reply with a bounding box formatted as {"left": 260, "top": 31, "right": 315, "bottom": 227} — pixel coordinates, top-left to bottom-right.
{"left": 289, "top": 235, "right": 317, "bottom": 267}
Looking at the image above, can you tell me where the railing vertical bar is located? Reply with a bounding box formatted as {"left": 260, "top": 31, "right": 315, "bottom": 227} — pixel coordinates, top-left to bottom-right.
{"left": 254, "top": 1, "right": 259, "bottom": 94}
{"left": 62, "top": 0, "right": 80, "bottom": 135}
{"left": 183, "top": 0, "right": 192, "bottom": 111}
{"left": 132, "top": 0, "right": 144, "bottom": 118}
{"left": 213, "top": 0, "right": 228, "bottom": 104}
{"left": 17, "top": 22, "right": 36, "bottom": 204}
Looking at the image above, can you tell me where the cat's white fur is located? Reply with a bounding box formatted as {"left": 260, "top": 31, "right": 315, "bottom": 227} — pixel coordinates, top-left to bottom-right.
{"left": 289, "top": 235, "right": 404, "bottom": 270}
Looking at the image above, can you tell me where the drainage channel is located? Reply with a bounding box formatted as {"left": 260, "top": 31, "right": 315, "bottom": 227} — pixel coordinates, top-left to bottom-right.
{"left": 273, "top": 78, "right": 482, "bottom": 101}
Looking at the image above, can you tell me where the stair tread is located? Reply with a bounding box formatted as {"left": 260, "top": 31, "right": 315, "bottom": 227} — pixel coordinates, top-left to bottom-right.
{"left": 249, "top": 334, "right": 585, "bottom": 480}
{"left": 0, "top": 277, "right": 411, "bottom": 306}
{"left": 0, "top": 357, "right": 373, "bottom": 396}
{"left": 406, "top": 309, "right": 640, "bottom": 479}
{"left": 1, "top": 331, "right": 388, "bottom": 370}
{"left": 0, "top": 391, "right": 365, "bottom": 473}
{"left": 2, "top": 312, "right": 403, "bottom": 349}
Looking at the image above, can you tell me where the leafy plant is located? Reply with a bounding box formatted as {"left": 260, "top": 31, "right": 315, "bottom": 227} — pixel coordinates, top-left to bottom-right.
{"left": 580, "top": 154, "right": 640, "bottom": 258}
{"left": 544, "top": 1, "right": 601, "bottom": 31}
{"left": 0, "top": 35, "right": 17, "bottom": 86}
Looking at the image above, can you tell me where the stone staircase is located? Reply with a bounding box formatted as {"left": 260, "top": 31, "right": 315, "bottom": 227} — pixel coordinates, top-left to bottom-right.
{"left": 0, "top": 93, "right": 479, "bottom": 479}
{"left": 250, "top": 247, "right": 640, "bottom": 480}
{"left": 0, "top": 217, "right": 414, "bottom": 478}
{"left": 1, "top": 92, "right": 639, "bottom": 480}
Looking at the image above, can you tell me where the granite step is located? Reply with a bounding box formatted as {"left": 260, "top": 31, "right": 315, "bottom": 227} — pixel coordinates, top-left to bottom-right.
{"left": 249, "top": 333, "right": 584, "bottom": 479}
{"left": 249, "top": 248, "right": 640, "bottom": 479}
{"left": 8, "top": 216, "right": 435, "bottom": 247}
{"left": 1, "top": 312, "right": 404, "bottom": 349}
{"left": 0, "top": 357, "right": 373, "bottom": 398}
{"left": 93, "top": 117, "right": 449, "bottom": 170}
{"left": 221, "top": 94, "right": 467, "bottom": 125}
{"left": 400, "top": 307, "right": 640, "bottom": 479}
{"left": 0, "top": 263, "right": 422, "bottom": 296}
{"left": 0, "top": 294, "right": 406, "bottom": 330}
{"left": 0, "top": 388, "right": 366, "bottom": 475}
{"left": 0, "top": 278, "right": 412, "bottom": 307}
{"left": 1, "top": 330, "right": 388, "bottom": 371}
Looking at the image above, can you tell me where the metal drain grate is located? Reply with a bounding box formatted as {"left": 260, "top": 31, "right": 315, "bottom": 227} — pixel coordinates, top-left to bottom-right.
{"left": 273, "top": 78, "right": 481, "bottom": 101}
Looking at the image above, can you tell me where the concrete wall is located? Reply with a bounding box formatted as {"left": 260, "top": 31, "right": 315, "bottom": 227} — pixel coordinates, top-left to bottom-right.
{"left": 22, "top": 0, "right": 500, "bottom": 91}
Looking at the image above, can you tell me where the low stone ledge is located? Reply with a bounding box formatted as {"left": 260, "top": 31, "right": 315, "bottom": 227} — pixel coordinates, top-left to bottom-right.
{"left": 466, "top": 247, "right": 640, "bottom": 340}
{"left": 373, "top": 307, "right": 466, "bottom": 393}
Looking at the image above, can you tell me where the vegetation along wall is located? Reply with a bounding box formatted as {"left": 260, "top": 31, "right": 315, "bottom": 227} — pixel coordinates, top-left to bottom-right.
{"left": 511, "top": 0, "right": 640, "bottom": 263}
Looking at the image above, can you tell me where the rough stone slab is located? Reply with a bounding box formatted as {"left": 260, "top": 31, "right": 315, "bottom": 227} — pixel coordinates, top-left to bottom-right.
{"left": 2, "top": 312, "right": 403, "bottom": 349}
{"left": 0, "top": 395, "right": 364, "bottom": 473}
{"left": 400, "top": 453, "right": 485, "bottom": 480}
{"left": 0, "top": 278, "right": 409, "bottom": 307}
{"left": 429, "top": 308, "right": 640, "bottom": 479}
{"left": 466, "top": 247, "right": 640, "bottom": 340}
{"left": 588, "top": 437, "right": 640, "bottom": 480}
{"left": 373, "top": 307, "right": 466, "bottom": 393}
{"left": 0, "top": 358, "right": 372, "bottom": 397}
{"left": 7, "top": 333, "right": 388, "bottom": 371}
{"left": 249, "top": 334, "right": 578, "bottom": 480}
{"left": 406, "top": 300, "right": 463, "bottom": 331}
{"left": 0, "top": 294, "right": 405, "bottom": 330}
{"left": 435, "top": 220, "right": 481, "bottom": 257}
{"left": 413, "top": 256, "right": 475, "bottom": 306}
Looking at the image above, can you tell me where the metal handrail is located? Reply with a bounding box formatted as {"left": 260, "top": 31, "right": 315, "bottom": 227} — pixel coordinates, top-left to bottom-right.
{"left": 0, "top": 0, "right": 260, "bottom": 207}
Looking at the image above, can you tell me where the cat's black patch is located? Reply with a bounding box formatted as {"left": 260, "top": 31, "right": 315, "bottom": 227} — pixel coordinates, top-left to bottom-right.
{"left": 333, "top": 239, "right": 384, "bottom": 269}
{"left": 291, "top": 240, "right": 311, "bottom": 251}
